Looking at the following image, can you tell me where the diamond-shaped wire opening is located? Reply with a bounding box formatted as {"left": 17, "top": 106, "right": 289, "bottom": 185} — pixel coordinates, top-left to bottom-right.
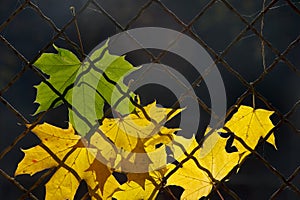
{"left": 92, "top": 0, "right": 150, "bottom": 27}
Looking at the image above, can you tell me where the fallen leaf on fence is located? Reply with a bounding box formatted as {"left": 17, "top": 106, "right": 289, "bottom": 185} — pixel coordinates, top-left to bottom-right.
{"left": 85, "top": 158, "right": 120, "bottom": 200}
{"left": 93, "top": 101, "right": 182, "bottom": 199}
{"left": 15, "top": 123, "right": 119, "bottom": 200}
{"left": 99, "top": 101, "right": 182, "bottom": 153}
{"left": 225, "top": 105, "right": 276, "bottom": 150}
{"left": 166, "top": 130, "right": 244, "bottom": 200}
{"left": 15, "top": 123, "right": 81, "bottom": 176}
{"left": 14, "top": 104, "right": 277, "bottom": 200}
{"left": 166, "top": 105, "right": 276, "bottom": 200}
{"left": 97, "top": 101, "right": 181, "bottom": 173}
{"left": 113, "top": 169, "right": 166, "bottom": 200}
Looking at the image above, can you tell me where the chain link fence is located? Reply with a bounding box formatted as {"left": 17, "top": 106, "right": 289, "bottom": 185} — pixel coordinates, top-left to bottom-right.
{"left": 0, "top": 0, "right": 299, "bottom": 199}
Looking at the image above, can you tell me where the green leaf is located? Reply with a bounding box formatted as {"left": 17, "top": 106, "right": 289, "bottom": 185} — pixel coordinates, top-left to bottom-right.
{"left": 34, "top": 45, "right": 81, "bottom": 115}
{"left": 34, "top": 41, "right": 138, "bottom": 136}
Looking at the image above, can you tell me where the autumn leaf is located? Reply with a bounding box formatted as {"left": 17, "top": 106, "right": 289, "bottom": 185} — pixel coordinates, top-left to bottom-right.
{"left": 225, "top": 105, "right": 276, "bottom": 150}
{"left": 15, "top": 123, "right": 119, "bottom": 200}
{"left": 167, "top": 157, "right": 211, "bottom": 200}
{"left": 90, "top": 130, "right": 118, "bottom": 168}
{"left": 144, "top": 127, "right": 181, "bottom": 152}
{"left": 99, "top": 101, "right": 182, "bottom": 153}
{"left": 85, "top": 158, "right": 120, "bottom": 200}
{"left": 95, "top": 101, "right": 182, "bottom": 173}
{"left": 89, "top": 101, "right": 182, "bottom": 198}
{"left": 166, "top": 105, "right": 277, "bottom": 199}
{"left": 44, "top": 148, "right": 97, "bottom": 200}
{"left": 14, "top": 101, "right": 279, "bottom": 200}
{"left": 166, "top": 130, "right": 245, "bottom": 200}
{"left": 199, "top": 128, "right": 245, "bottom": 180}
{"left": 15, "top": 123, "right": 81, "bottom": 176}
{"left": 33, "top": 42, "right": 138, "bottom": 136}
{"left": 113, "top": 169, "right": 166, "bottom": 200}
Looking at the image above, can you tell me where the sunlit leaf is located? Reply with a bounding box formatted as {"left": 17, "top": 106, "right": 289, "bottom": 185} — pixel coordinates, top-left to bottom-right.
{"left": 166, "top": 129, "right": 244, "bottom": 200}
{"left": 166, "top": 105, "right": 277, "bottom": 199}
{"left": 34, "top": 42, "right": 138, "bottom": 136}
{"left": 225, "top": 105, "right": 276, "bottom": 150}
{"left": 113, "top": 169, "right": 166, "bottom": 200}
{"left": 15, "top": 123, "right": 118, "bottom": 200}
{"left": 33, "top": 46, "right": 81, "bottom": 115}
{"left": 99, "top": 101, "right": 182, "bottom": 153}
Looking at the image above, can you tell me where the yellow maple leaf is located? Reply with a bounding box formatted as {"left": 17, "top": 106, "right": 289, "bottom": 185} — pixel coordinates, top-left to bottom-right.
{"left": 113, "top": 169, "right": 166, "bottom": 200}
{"left": 225, "top": 105, "right": 276, "bottom": 150}
{"left": 90, "top": 130, "right": 118, "bottom": 169}
{"left": 166, "top": 130, "right": 244, "bottom": 200}
{"left": 15, "top": 123, "right": 81, "bottom": 176}
{"left": 144, "top": 127, "right": 181, "bottom": 152}
{"left": 166, "top": 105, "right": 277, "bottom": 199}
{"left": 15, "top": 123, "right": 119, "bottom": 200}
{"left": 45, "top": 148, "right": 97, "bottom": 199}
{"left": 92, "top": 101, "right": 182, "bottom": 198}
{"left": 85, "top": 158, "right": 120, "bottom": 200}
{"left": 14, "top": 103, "right": 278, "bottom": 200}
{"left": 94, "top": 101, "right": 181, "bottom": 171}
{"left": 99, "top": 101, "right": 182, "bottom": 153}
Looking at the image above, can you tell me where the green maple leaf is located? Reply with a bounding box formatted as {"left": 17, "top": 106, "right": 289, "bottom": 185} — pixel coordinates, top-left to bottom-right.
{"left": 34, "top": 45, "right": 81, "bottom": 114}
{"left": 34, "top": 41, "right": 138, "bottom": 136}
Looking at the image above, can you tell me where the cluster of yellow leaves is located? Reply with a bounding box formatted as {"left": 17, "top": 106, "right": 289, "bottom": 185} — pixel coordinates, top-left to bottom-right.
{"left": 90, "top": 101, "right": 182, "bottom": 199}
{"left": 15, "top": 101, "right": 181, "bottom": 199}
{"left": 15, "top": 123, "right": 119, "bottom": 200}
{"left": 166, "top": 105, "right": 276, "bottom": 199}
{"left": 15, "top": 104, "right": 276, "bottom": 200}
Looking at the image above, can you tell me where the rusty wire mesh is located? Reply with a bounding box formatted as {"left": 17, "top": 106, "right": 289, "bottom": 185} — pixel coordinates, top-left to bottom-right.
{"left": 0, "top": 0, "right": 300, "bottom": 199}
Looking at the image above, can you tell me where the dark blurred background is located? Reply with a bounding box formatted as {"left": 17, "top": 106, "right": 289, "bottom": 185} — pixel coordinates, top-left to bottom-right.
{"left": 0, "top": 0, "right": 299, "bottom": 199}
